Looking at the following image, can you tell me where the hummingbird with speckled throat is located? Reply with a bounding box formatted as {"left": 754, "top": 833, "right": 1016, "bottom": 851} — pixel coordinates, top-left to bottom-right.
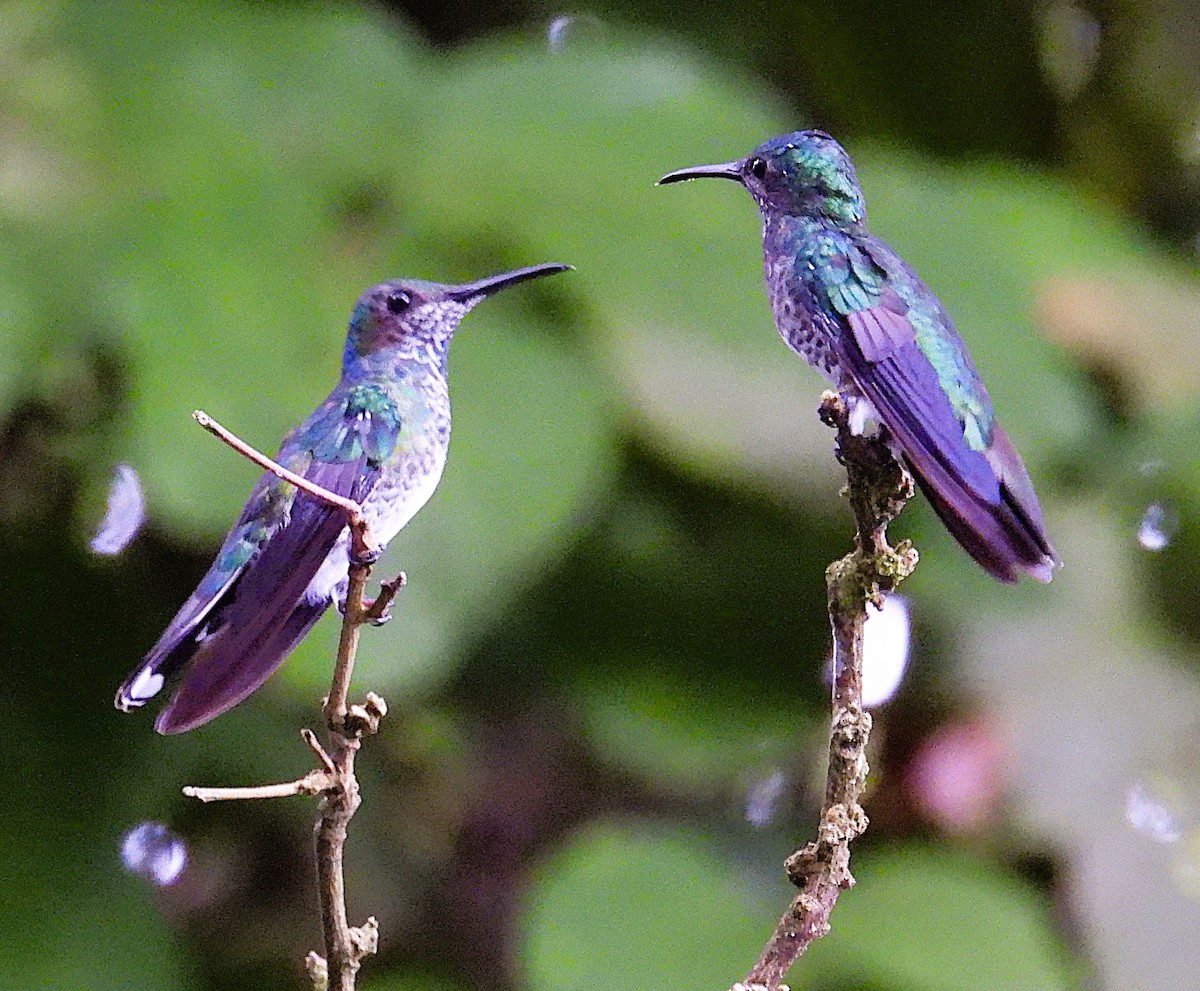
{"left": 116, "top": 263, "right": 571, "bottom": 733}
{"left": 659, "top": 130, "right": 1056, "bottom": 582}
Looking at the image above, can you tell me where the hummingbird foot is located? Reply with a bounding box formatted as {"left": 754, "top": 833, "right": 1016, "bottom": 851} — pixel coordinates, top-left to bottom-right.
{"left": 350, "top": 543, "right": 383, "bottom": 568}
{"left": 334, "top": 594, "right": 379, "bottom": 621}
{"left": 337, "top": 571, "right": 406, "bottom": 625}
{"left": 361, "top": 600, "right": 392, "bottom": 626}
{"left": 365, "top": 571, "right": 406, "bottom": 625}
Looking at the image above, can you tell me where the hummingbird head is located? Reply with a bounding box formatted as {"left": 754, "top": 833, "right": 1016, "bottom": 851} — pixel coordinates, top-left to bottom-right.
{"left": 343, "top": 263, "right": 571, "bottom": 369}
{"left": 658, "top": 129, "right": 866, "bottom": 227}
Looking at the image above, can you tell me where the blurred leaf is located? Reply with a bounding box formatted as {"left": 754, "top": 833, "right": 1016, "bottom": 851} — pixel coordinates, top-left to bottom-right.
{"left": 803, "top": 844, "right": 1078, "bottom": 991}
{"left": 574, "top": 662, "right": 813, "bottom": 797}
{"left": 408, "top": 34, "right": 782, "bottom": 340}
{"left": 0, "top": 249, "right": 40, "bottom": 414}
{"left": 1037, "top": 274, "right": 1200, "bottom": 410}
{"left": 32, "top": 883, "right": 194, "bottom": 991}
{"left": 66, "top": 1, "right": 434, "bottom": 525}
{"left": 0, "top": 2, "right": 104, "bottom": 418}
{"left": 0, "top": 545, "right": 205, "bottom": 990}
{"left": 1117, "top": 408, "right": 1200, "bottom": 646}
{"left": 403, "top": 36, "right": 833, "bottom": 494}
{"left": 520, "top": 823, "right": 773, "bottom": 991}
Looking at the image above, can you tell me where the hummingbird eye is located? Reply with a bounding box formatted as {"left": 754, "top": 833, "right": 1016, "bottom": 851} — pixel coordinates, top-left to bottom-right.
{"left": 385, "top": 290, "right": 412, "bottom": 314}
{"left": 748, "top": 157, "right": 768, "bottom": 180}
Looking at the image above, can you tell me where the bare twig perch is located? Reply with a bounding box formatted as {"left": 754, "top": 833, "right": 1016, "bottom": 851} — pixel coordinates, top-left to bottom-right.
{"left": 183, "top": 410, "right": 403, "bottom": 991}
{"left": 734, "top": 392, "right": 918, "bottom": 991}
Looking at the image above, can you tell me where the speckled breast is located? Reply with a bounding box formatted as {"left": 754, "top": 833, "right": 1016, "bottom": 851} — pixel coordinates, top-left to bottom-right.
{"left": 763, "top": 245, "right": 843, "bottom": 386}
{"left": 361, "top": 406, "right": 451, "bottom": 546}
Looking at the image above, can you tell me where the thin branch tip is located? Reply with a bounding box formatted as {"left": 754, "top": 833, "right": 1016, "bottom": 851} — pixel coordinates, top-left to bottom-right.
{"left": 191, "top": 409, "right": 363, "bottom": 520}
{"left": 303, "top": 728, "right": 338, "bottom": 773}
{"left": 182, "top": 770, "right": 332, "bottom": 803}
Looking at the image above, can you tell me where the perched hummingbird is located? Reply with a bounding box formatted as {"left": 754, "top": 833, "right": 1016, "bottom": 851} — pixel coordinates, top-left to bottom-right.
{"left": 116, "top": 263, "right": 571, "bottom": 733}
{"left": 659, "top": 130, "right": 1057, "bottom": 582}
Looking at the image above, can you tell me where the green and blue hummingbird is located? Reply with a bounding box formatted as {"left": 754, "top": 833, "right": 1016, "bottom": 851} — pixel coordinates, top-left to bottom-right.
{"left": 660, "top": 130, "right": 1057, "bottom": 582}
{"left": 116, "top": 263, "right": 570, "bottom": 733}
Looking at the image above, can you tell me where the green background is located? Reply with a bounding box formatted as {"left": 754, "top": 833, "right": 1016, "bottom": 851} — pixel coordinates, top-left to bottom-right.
{"left": 2, "top": 1, "right": 1198, "bottom": 988}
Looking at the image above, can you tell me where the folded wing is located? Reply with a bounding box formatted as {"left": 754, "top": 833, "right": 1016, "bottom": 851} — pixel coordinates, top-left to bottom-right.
{"left": 823, "top": 241, "right": 1056, "bottom": 582}
{"left": 116, "top": 385, "right": 404, "bottom": 733}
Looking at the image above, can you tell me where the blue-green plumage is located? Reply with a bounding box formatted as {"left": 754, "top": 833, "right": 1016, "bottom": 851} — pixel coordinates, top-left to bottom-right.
{"left": 116, "top": 263, "right": 570, "bottom": 733}
{"left": 660, "top": 130, "right": 1057, "bottom": 582}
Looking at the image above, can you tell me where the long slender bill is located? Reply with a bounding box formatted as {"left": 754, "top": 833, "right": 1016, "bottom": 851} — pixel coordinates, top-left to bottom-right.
{"left": 448, "top": 263, "right": 572, "bottom": 302}
{"left": 657, "top": 161, "right": 745, "bottom": 185}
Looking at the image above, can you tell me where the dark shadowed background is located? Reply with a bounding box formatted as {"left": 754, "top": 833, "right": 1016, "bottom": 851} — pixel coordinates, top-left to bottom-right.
{"left": 3, "top": 1, "right": 1199, "bottom": 988}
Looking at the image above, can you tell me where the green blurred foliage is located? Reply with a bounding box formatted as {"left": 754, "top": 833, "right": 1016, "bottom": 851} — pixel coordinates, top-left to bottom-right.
{"left": 802, "top": 846, "right": 1078, "bottom": 990}
{"left": 573, "top": 663, "right": 810, "bottom": 796}
{"left": 519, "top": 823, "right": 774, "bottom": 991}
{"left": 3, "top": 1, "right": 1200, "bottom": 990}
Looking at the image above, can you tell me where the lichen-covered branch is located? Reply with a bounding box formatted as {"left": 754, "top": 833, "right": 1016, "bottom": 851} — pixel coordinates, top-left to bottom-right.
{"left": 734, "top": 392, "right": 918, "bottom": 991}
{"left": 183, "top": 411, "right": 398, "bottom": 991}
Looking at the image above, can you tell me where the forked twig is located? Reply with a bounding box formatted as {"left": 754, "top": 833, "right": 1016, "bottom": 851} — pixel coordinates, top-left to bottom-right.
{"left": 184, "top": 410, "right": 398, "bottom": 991}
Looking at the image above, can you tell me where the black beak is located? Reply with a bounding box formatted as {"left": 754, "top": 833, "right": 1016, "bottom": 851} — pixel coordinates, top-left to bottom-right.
{"left": 447, "top": 263, "right": 573, "bottom": 302}
{"left": 657, "top": 160, "right": 744, "bottom": 185}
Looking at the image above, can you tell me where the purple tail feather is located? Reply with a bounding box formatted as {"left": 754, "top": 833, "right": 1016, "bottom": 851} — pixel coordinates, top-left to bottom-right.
{"left": 154, "top": 597, "right": 330, "bottom": 734}
{"left": 902, "top": 423, "right": 1057, "bottom": 584}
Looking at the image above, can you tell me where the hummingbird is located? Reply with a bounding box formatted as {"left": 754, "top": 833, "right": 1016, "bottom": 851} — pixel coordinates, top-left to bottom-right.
{"left": 116, "top": 263, "right": 571, "bottom": 734}
{"left": 659, "top": 130, "right": 1057, "bottom": 582}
